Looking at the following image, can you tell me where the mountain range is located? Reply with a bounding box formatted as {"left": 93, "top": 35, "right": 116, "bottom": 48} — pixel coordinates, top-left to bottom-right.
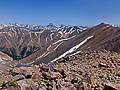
{"left": 0, "top": 23, "right": 87, "bottom": 64}
{"left": 0, "top": 23, "right": 119, "bottom": 65}
{"left": 0, "top": 23, "right": 120, "bottom": 90}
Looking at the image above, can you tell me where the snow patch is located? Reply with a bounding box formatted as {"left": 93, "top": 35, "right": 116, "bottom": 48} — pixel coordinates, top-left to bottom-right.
{"left": 106, "top": 26, "right": 110, "bottom": 28}
{"left": 51, "top": 36, "right": 94, "bottom": 63}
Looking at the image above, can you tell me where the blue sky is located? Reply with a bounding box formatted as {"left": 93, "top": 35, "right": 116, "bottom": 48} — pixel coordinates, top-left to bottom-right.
{"left": 0, "top": 0, "right": 119, "bottom": 25}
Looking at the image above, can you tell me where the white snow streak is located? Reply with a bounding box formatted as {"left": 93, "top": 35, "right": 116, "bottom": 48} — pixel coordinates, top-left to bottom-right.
{"left": 35, "top": 32, "right": 38, "bottom": 37}
{"left": 46, "top": 37, "right": 48, "bottom": 42}
{"left": 53, "top": 42, "right": 63, "bottom": 51}
{"left": 53, "top": 35, "right": 76, "bottom": 45}
{"left": 70, "top": 51, "right": 82, "bottom": 56}
{"left": 51, "top": 36, "right": 94, "bottom": 63}
{"left": 69, "top": 27, "right": 74, "bottom": 32}
{"left": 50, "top": 33, "right": 54, "bottom": 41}
{"left": 29, "top": 32, "right": 32, "bottom": 38}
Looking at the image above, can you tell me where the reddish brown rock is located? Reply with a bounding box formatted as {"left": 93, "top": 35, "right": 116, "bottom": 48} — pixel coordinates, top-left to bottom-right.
{"left": 13, "top": 66, "right": 38, "bottom": 76}
{"left": 1, "top": 83, "right": 21, "bottom": 90}
{"left": 32, "top": 72, "right": 43, "bottom": 82}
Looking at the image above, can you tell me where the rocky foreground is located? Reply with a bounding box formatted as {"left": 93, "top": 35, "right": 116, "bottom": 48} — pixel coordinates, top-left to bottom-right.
{"left": 0, "top": 50, "right": 120, "bottom": 90}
